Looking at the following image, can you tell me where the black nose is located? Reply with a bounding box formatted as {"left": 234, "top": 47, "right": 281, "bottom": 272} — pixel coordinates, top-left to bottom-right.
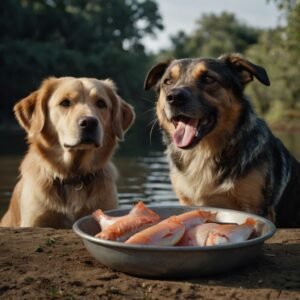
{"left": 79, "top": 117, "right": 98, "bottom": 130}
{"left": 166, "top": 88, "right": 191, "bottom": 106}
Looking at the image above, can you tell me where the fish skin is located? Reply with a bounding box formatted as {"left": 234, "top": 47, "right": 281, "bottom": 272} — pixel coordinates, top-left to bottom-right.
{"left": 177, "top": 223, "right": 220, "bottom": 246}
{"left": 93, "top": 202, "right": 160, "bottom": 241}
{"left": 96, "top": 215, "right": 159, "bottom": 242}
{"left": 93, "top": 203, "right": 255, "bottom": 246}
{"left": 92, "top": 209, "right": 121, "bottom": 230}
{"left": 206, "top": 218, "right": 256, "bottom": 246}
{"left": 175, "top": 210, "right": 217, "bottom": 229}
{"left": 92, "top": 201, "right": 160, "bottom": 230}
{"left": 125, "top": 216, "right": 185, "bottom": 246}
{"left": 129, "top": 201, "right": 160, "bottom": 218}
{"left": 95, "top": 207, "right": 216, "bottom": 245}
{"left": 177, "top": 218, "right": 256, "bottom": 246}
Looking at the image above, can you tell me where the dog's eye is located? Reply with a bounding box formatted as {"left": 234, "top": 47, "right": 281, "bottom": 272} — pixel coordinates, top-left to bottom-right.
{"left": 96, "top": 99, "right": 107, "bottom": 109}
{"left": 202, "top": 74, "right": 216, "bottom": 84}
{"left": 60, "top": 99, "right": 71, "bottom": 107}
{"left": 164, "top": 78, "right": 173, "bottom": 85}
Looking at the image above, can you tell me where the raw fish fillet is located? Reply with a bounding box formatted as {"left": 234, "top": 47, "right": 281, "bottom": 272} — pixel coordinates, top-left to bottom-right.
{"left": 125, "top": 216, "right": 185, "bottom": 246}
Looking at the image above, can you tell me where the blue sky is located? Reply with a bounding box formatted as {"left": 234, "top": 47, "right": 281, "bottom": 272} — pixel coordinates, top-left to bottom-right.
{"left": 143, "top": 0, "right": 283, "bottom": 52}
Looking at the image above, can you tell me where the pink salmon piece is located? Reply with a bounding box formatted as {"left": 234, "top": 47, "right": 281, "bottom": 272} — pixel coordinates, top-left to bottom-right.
{"left": 92, "top": 201, "right": 160, "bottom": 231}
{"left": 177, "top": 223, "right": 220, "bottom": 246}
{"left": 175, "top": 210, "right": 217, "bottom": 229}
{"left": 206, "top": 218, "right": 256, "bottom": 246}
{"left": 96, "top": 215, "right": 159, "bottom": 242}
{"left": 92, "top": 209, "right": 122, "bottom": 230}
{"left": 129, "top": 201, "right": 160, "bottom": 219}
{"left": 125, "top": 216, "right": 185, "bottom": 246}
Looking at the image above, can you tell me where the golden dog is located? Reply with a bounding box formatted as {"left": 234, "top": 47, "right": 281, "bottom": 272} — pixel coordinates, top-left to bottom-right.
{"left": 1, "top": 77, "right": 135, "bottom": 228}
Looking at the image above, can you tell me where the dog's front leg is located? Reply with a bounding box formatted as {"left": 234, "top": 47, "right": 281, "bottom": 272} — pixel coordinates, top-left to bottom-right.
{"left": 19, "top": 184, "right": 52, "bottom": 227}
{"left": 20, "top": 202, "right": 71, "bottom": 228}
{"left": 31, "top": 211, "right": 72, "bottom": 228}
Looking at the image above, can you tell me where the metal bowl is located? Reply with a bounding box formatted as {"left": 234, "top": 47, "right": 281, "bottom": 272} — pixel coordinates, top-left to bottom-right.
{"left": 73, "top": 205, "right": 276, "bottom": 278}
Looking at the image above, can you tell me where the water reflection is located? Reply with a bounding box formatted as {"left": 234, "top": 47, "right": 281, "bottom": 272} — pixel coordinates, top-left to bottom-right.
{"left": 0, "top": 155, "right": 21, "bottom": 215}
{"left": 115, "top": 152, "right": 177, "bottom": 206}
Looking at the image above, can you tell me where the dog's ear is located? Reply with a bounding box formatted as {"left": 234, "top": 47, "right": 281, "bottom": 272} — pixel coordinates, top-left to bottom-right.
{"left": 116, "top": 100, "right": 135, "bottom": 141}
{"left": 219, "top": 53, "right": 270, "bottom": 86}
{"left": 103, "top": 79, "right": 135, "bottom": 141}
{"left": 144, "top": 61, "right": 171, "bottom": 91}
{"left": 14, "top": 77, "right": 58, "bottom": 137}
{"left": 14, "top": 91, "right": 39, "bottom": 133}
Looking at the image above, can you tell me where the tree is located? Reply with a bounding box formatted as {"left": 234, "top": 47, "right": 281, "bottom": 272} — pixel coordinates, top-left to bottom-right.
{"left": 159, "top": 12, "right": 261, "bottom": 60}
{"left": 246, "top": 0, "right": 300, "bottom": 124}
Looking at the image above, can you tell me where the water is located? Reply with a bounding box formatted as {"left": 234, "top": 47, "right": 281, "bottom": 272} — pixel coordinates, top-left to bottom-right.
{"left": 0, "top": 131, "right": 299, "bottom": 217}
{"left": 0, "top": 150, "right": 178, "bottom": 216}
{"left": 115, "top": 152, "right": 177, "bottom": 206}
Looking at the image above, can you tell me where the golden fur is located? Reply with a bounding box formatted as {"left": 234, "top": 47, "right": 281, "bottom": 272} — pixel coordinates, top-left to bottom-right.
{"left": 1, "top": 77, "right": 135, "bottom": 228}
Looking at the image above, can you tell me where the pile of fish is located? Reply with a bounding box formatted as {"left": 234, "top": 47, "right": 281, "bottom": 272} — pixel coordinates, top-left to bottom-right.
{"left": 92, "top": 202, "right": 258, "bottom": 246}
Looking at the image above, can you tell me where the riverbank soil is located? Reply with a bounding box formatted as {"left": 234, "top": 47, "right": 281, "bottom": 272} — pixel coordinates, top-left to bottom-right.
{"left": 0, "top": 228, "right": 299, "bottom": 299}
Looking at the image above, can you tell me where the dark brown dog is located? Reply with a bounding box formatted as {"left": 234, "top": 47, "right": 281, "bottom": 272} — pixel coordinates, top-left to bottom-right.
{"left": 145, "top": 53, "right": 300, "bottom": 228}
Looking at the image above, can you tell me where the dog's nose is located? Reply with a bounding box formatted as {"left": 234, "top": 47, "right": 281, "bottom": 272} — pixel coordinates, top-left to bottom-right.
{"left": 79, "top": 117, "right": 98, "bottom": 130}
{"left": 166, "top": 88, "right": 190, "bottom": 106}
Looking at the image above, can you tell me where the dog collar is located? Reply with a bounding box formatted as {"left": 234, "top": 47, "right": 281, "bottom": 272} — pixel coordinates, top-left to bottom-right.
{"left": 53, "top": 170, "right": 104, "bottom": 191}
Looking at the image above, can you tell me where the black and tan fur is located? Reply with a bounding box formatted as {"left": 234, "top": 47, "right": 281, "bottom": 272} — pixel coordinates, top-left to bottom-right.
{"left": 145, "top": 53, "right": 300, "bottom": 228}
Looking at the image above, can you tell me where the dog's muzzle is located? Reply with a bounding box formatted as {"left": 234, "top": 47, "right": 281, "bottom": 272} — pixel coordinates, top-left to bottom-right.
{"left": 164, "top": 88, "right": 217, "bottom": 149}
{"left": 166, "top": 87, "right": 191, "bottom": 107}
{"left": 78, "top": 116, "right": 101, "bottom": 147}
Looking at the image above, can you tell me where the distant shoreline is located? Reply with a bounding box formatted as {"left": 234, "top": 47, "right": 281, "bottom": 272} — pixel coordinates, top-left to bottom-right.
{"left": 268, "top": 120, "right": 300, "bottom": 133}
{"left": 2, "top": 119, "right": 300, "bottom": 134}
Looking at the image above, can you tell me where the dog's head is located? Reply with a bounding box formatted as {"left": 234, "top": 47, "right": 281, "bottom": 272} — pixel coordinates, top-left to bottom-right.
{"left": 14, "top": 77, "right": 135, "bottom": 151}
{"left": 144, "top": 53, "right": 270, "bottom": 150}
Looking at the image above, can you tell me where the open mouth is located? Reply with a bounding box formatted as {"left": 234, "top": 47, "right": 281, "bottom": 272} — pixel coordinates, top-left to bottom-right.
{"left": 171, "top": 114, "right": 216, "bottom": 149}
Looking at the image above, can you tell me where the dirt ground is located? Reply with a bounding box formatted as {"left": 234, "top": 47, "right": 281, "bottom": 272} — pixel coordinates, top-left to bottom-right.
{"left": 0, "top": 228, "right": 299, "bottom": 299}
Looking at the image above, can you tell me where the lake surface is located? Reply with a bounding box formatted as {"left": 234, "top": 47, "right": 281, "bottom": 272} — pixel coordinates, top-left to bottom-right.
{"left": 1, "top": 131, "right": 299, "bottom": 217}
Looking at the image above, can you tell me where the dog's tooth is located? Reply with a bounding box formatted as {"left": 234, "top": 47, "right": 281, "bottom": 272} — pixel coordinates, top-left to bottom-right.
{"left": 195, "top": 130, "right": 200, "bottom": 137}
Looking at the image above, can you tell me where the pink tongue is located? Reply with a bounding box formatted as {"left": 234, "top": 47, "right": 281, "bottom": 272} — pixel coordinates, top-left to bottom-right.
{"left": 173, "top": 119, "right": 198, "bottom": 148}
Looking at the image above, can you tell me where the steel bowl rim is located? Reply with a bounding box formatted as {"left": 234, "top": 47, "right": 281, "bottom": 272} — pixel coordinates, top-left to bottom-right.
{"left": 73, "top": 205, "right": 276, "bottom": 251}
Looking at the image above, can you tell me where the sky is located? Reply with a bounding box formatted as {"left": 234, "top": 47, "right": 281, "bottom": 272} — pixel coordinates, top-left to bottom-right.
{"left": 143, "top": 0, "right": 283, "bottom": 52}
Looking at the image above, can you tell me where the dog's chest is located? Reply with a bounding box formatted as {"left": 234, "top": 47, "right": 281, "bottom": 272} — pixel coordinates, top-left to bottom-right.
{"left": 168, "top": 152, "right": 266, "bottom": 213}
{"left": 47, "top": 185, "right": 100, "bottom": 219}
{"left": 171, "top": 164, "right": 223, "bottom": 200}
{"left": 168, "top": 150, "right": 234, "bottom": 203}
{"left": 65, "top": 189, "right": 89, "bottom": 213}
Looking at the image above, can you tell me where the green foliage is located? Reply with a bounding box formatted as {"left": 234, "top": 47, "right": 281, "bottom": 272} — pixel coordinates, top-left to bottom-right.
{"left": 158, "top": 12, "right": 261, "bottom": 60}
{"left": 246, "top": 1, "right": 300, "bottom": 124}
